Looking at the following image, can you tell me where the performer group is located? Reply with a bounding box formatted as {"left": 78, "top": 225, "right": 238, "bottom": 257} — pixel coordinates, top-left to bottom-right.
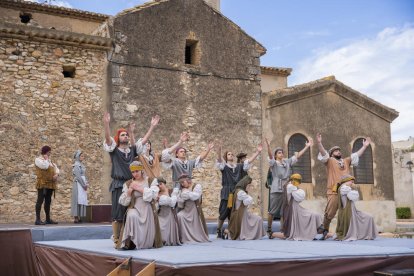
{"left": 34, "top": 113, "right": 378, "bottom": 250}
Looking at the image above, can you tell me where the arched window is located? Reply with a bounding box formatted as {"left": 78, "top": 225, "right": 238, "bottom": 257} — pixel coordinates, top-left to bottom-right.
{"left": 288, "top": 133, "right": 312, "bottom": 183}
{"left": 352, "top": 138, "right": 374, "bottom": 184}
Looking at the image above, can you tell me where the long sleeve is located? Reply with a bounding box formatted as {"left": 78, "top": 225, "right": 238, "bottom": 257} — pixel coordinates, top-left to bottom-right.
{"left": 318, "top": 152, "right": 329, "bottom": 163}
{"left": 143, "top": 186, "right": 158, "bottom": 202}
{"left": 292, "top": 189, "right": 306, "bottom": 202}
{"left": 135, "top": 138, "right": 147, "bottom": 155}
{"left": 340, "top": 184, "right": 352, "bottom": 195}
{"left": 194, "top": 156, "right": 202, "bottom": 169}
{"left": 350, "top": 153, "right": 359, "bottom": 166}
{"left": 73, "top": 165, "right": 87, "bottom": 188}
{"left": 158, "top": 195, "right": 172, "bottom": 206}
{"left": 103, "top": 137, "right": 116, "bottom": 152}
{"left": 242, "top": 159, "right": 251, "bottom": 171}
{"left": 118, "top": 183, "right": 131, "bottom": 206}
{"left": 286, "top": 183, "right": 298, "bottom": 195}
{"left": 181, "top": 184, "right": 202, "bottom": 201}
{"left": 237, "top": 190, "right": 253, "bottom": 206}
{"left": 35, "top": 157, "right": 50, "bottom": 170}
{"left": 170, "top": 188, "right": 179, "bottom": 207}
{"left": 216, "top": 160, "right": 225, "bottom": 170}
{"left": 347, "top": 190, "right": 360, "bottom": 201}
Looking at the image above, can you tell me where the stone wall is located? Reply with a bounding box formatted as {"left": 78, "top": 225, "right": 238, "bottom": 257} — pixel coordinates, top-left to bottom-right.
{"left": 392, "top": 149, "right": 414, "bottom": 214}
{"left": 262, "top": 80, "right": 398, "bottom": 231}
{"left": 0, "top": 36, "right": 108, "bottom": 223}
{"left": 107, "top": 0, "right": 264, "bottom": 219}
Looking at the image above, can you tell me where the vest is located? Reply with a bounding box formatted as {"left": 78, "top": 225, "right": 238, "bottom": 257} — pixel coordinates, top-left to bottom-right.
{"left": 35, "top": 165, "right": 56, "bottom": 190}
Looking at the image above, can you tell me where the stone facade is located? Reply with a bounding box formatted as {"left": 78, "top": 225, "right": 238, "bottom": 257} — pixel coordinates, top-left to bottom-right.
{"left": 0, "top": 23, "right": 110, "bottom": 222}
{"left": 262, "top": 77, "right": 399, "bottom": 231}
{"left": 107, "top": 0, "right": 265, "bottom": 218}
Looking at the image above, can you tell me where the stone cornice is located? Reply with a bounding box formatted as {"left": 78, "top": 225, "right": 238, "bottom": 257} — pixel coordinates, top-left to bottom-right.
{"left": 0, "top": 22, "right": 113, "bottom": 50}
{"left": 0, "top": 0, "right": 109, "bottom": 22}
{"left": 261, "top": 66, "right": 292, "bottom": 77}
{"left": 267, "top": 76, "right": 399, "bottom": 123}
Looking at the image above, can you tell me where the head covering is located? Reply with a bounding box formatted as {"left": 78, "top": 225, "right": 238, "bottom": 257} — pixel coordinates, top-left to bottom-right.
{"left": 41, "top": 145, "right": 51, "bottom": 155}
{"left": 236, "top": 152, "right": 247, "bottom": 163}
{"left": 175, "top": 147, "right": 187, "bottom": 155}
{"left": 290, "top": 173, "right": 302, "bottom": 186}
{"left": 114, "top": 128, "right": 128, "bottom": 147}
{"left": 129, "top": 161, "right": 144, "bottom": 172}
{"left": 340, "top": 174, "right": 355, "bottom": 184}
{"left": 157, "top": 177, "right": 167, "bottom": 184}
{"left": 178, "top": 174, "right": 190, "bottom": 181}
{"left": 274, "top": 147, "right": 283, "bottom": 155}
{"left": 234, "top": 175, "right": 252, "bottom": 192}
{"left": 329, "top": 146, "right": 341, "bottom": 156}
{"left": 73, "top": 150, "right": 82, "bottom": 161}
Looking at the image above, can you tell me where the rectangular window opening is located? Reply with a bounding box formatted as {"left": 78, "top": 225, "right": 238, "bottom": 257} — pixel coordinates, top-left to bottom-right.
{"left": 185, "top": 39, "right": 199, "bottom": 65}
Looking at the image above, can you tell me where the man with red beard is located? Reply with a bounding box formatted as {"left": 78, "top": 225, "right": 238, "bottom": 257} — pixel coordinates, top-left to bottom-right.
{"left": 103, "top": 112, "right": 160, "bottom": 247}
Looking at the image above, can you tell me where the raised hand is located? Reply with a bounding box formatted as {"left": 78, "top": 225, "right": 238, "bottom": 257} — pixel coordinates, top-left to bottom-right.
{"left": 180, "top": 132, "right": 190, "bottom": 142}
{"left": 163, "top": 138, "right": 169, "bottom": 149}
{"left": 363, "top": 137, "right": 371, "bottom": 147}
{"left": 208, "top": 142, "right": 215, "bottom": 150}
{"left": 265, "top": 138, "right": 270, "bottom": 146}
{"left": 316, "top": 133, "right": 322, "bottom": 143}
{"left": 306, "top": 137, "right": 314, "bottom": 147}
{"left": 128, "top": 122, "right": 136, "bottom": 133}
{"left": 257, "top": 143, "right": 263, "bottom": 152}
{"left": 103, "top": 112, "right": 110, "bottom": 124}
{"left": 151, "top": 115, "right": 160, "bottom": 127}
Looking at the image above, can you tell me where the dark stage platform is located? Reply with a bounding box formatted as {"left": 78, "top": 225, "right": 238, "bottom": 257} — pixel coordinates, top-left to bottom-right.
{"left": 1, "top": 223, "right": 414, "bottom": 276}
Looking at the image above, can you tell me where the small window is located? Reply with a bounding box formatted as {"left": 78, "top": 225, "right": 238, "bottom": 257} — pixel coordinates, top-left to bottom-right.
{"left": 62, "top": 65, "right": 76, "bottom": 78}
{"left": 288, "top": 133, "right": 312, "bottom": 183}
{"left": 20, "top": 12, "right": 32, "bottom": 24}
{"left": 185, "top": 39, "right": 200, "bottom": 65}
{"left": 352, "top": 138, "right": 374, "bottom": 184}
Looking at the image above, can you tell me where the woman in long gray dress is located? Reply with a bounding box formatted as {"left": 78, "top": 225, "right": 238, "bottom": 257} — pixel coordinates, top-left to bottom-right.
{"left": 71, "top": 150, "right": 88, "bottom": 223}
{"left": 176, "top": 174, "right": 209, "bottom": 244}
{"left": 227, "top": 175, "right": 265, "bottom": 240}
{"left": 157, "top": 177, "right": 181, "bottom": 246}
{"left": 336, "top": 174, "right": 378, "bottom": 241}
{"left": 271, "top": 174, "right": 322, "bottom": 240}
{"left": 118, "top": 161, "right": 160, "bottom": 250}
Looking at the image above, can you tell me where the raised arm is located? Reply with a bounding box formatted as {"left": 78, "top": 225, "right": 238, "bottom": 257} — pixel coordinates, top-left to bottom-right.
{"left": 199, "top": 142, "right": 215, "bottom": 162}
{"left": 216, "top": 141, "right": 223, "bottom": 163}
{"left": 265, "top": 138, "right": 273, "bottom": 159}
{"left": 355, "top": 137, "right": 371, "bottom": 157}
{"left": 316, "top": 133, "right": 327, "bottom": 156}
{"left": 103, "top": 112, "right": 112, "bottom": 146}
{"left": 247, "top": 143, "right": 263, "bottom": 163}
{"left": 128, "top": 122, "right": 136, "bottom": 145}
{"left": 167, "top": 132, "right": 189, "bottom": 154}
{"left": 297, "top": 137, "right": 313, "bottom": 159}
{"left": 141, "top": 115, "right": 160, "bottom": 145}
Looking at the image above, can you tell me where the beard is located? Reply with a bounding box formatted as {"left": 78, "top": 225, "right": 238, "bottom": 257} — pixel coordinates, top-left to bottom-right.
{"left": 119, "top": 140, "right": 129, "bottom": 146}
{"left": 334, "top": 155, "right": 342, "bottom": 160}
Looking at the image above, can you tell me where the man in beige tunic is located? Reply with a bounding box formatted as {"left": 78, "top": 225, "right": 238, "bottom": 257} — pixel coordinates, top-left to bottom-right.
{"left": 316, "top": 133, "right": 371, "bottom": 239}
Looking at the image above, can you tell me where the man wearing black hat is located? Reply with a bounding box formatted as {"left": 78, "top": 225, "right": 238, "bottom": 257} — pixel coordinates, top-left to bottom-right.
{"left": 34, "top": 145, "right": 60, "bottom": 225}
{"left": 316, "top": 133, "right": 371, "bottom": 239}
{"left": 215, "top": 143, "right": 263, "bottom": 238}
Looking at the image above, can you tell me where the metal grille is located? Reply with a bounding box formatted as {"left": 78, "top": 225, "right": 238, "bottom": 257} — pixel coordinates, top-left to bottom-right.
{"left": 352, "top": 138, "right": 374, "bottom": 184}
{"left": 288, "top": 134, "right": 312, "bottom": 183}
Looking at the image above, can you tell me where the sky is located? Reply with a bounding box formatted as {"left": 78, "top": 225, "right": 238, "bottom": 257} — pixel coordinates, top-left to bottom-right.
{"left": 27, "top": 0, "right": 414, "bottom": 141}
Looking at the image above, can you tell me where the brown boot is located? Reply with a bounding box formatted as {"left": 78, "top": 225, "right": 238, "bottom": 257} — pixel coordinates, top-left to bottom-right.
{"left": 267, "top": 214, "right": 273, "bottom": 235}
{"left": 111, "top": 221, "right": 121, "bottom": 247}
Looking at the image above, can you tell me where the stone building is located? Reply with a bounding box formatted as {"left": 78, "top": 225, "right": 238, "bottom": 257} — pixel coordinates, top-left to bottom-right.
{"left": 261, "top": 75, "right": 399, "bottom": 231}
{"left": 0, "top": 0, "right": 111, "bottom": 222}
{"left": 392, "top": 138, "right": 414, "bottom": 216}
{"left": 0, "top": 0, "right": 400, "bottom": 232}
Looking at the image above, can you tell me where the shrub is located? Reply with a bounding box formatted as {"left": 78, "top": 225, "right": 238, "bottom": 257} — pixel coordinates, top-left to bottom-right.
{"left": 396, "top": 207, "right": 412, "bottom": 219}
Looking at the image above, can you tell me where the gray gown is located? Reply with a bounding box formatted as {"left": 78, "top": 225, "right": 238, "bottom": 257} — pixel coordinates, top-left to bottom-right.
{"left": 286, "top": 184, "right": 322, "bottom": 240}
{"left": 158, "top": 194, "right": 181, "bottom": 246}
{"left": 235, "top": 191, "right": 265, "bottom": 240}
{"left": 177, "top": 186, "right": 209, "bottom": 243}
{"left": 120, "top": 184, "right": 155, "bottom": 249}
{"left": 340, "top": 187, "right": 378, "bottom": 241}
